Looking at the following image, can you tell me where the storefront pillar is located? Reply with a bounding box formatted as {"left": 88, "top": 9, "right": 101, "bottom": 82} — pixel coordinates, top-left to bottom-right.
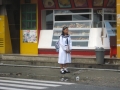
{"left": 0, "top": 15, "right": 12, "bottom": 54}
{"left": 117, "top": 0, "right": 120, "bottom": 58}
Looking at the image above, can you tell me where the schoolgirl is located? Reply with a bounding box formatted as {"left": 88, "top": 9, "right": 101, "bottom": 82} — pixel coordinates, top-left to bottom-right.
{"left": 58, "top": 26, "right": 72, "bottom": 74}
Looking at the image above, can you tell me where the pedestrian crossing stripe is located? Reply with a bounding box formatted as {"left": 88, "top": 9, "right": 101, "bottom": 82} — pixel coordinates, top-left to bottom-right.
{"left": 0, "top": 79, "right": 61, "bottom": 87}
{"left": 0, "top": 77, "right": 74, "bottom": 85}
{"left": 0, "top": 77, "right": 74, "bottom": 90}
{"left": 0, "top": 86, "right": 29, "bottom": 90}
{"left": 0, "top": 82, "right": 47, "bottom": 89}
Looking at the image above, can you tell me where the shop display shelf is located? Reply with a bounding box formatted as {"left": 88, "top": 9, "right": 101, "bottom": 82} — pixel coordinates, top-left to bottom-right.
{"left": 108, "top": 34, "right": 116, "bottom": 36}
{"left": 51, "top": 9, "right": 92, "bottom": 49}
{"left": 72, "top": 40, "right": 89, "bottom": 42}
{"left": 52, "top": 39, "right": 89, "bottom": 42}
{"left": 54, "top": 22, "right": 91, "bottom": 28}
{"left": 53, "top": 34, "right": 89, "bottom": 36}
{"left": 54, "top": 13, "right": 92, "bottom": 16}
{"left": 53, "top": 28, "right": 91, "bottom": 30}
{"left": 68, "top": 47, "right": 89, "bottom": 48}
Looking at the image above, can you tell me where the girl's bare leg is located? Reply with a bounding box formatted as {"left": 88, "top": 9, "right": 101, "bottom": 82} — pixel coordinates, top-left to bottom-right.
{"left": 60, "top": 64, "right": 65, "bottom": 74}
{"left": 63, "top": 64, "right": 70, "bottom": 73}
{"left": 64, "top": 64, "right": 67, "bottom": 68}
{"left": 60, "top": 64, "right": 64, "bottom": 69}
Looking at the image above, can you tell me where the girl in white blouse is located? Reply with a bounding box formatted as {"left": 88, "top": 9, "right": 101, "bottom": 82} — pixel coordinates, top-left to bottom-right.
{"left": 58, "top": 26, "right": 72, "bottom": 74}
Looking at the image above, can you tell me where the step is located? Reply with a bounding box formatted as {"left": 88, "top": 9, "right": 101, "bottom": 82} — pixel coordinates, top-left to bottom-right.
{"left": 1, "top": 54, "right": 120, "bottom": 65}
{"left": 0, "top": 55, "right": 120, "bottom": 70}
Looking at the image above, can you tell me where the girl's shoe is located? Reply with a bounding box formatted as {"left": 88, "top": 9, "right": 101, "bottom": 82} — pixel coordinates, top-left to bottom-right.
{"left": 60, "top": 69, "right": 65, "bottom": 74}
{"left": 64, "top": 69, "right": 70, "bottom": 73}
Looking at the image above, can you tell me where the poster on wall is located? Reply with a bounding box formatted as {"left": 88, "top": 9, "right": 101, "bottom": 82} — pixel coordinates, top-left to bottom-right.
{"left": 93, "top": 0, "right": 104, "bottom": 7}
{"left": 117, "top": 14, "right": 120, "bottom": 27}
{"left": 74, "top": 0, "right": 87, "bottom": 7}
{"left": 43, "top": 0, "right": 55, "bottom": 8}
{"left": 107, "top": 0, "right": 115, "bottom": 7}
{"left": 23, "top": 30, "right": 37, "bottom": 43}
{"left": 58, "top": 0, "right": 71, "bottom": 8}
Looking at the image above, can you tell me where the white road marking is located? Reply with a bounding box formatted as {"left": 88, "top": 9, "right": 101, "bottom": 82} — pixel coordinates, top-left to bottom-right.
{"left": 0, "top": 86, "right": 29, "bottom": 90}
{"left": 0, "top": 83, "right": 47, "bottom": 89}
{"left": 0, "top": 77, "right": 74, "bottom": 85}
{"left": 0, "top": 79, "right": 61, "bottom": 87}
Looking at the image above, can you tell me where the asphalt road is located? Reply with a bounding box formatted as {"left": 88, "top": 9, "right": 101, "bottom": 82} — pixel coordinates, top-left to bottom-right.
{"left": 48, "top": 84, "right": 120, "bottom": 90}
{"left": 0, "top": 77, "right": 119, "bottom": 90}
{"left": 0, "top": 65, "right": 120, "bottom": 90}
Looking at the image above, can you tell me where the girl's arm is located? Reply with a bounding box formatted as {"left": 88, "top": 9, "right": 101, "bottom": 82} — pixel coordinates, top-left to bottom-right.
{"left": 59, "top": 36, "right": 66, "bottom": 51}
{"left": 69, "top": 36, "right": 72, "bottom": 50}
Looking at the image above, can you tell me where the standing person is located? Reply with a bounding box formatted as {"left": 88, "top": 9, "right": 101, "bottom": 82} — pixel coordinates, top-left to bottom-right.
{"left": 58, "top": 26, "right": 72, "bottom": 74}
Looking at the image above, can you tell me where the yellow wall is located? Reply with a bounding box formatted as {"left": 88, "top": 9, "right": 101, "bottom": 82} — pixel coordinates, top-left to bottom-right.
{"left": 20, "top": 0, "right": 38, "bottom": 55}
{"left": 117, "top": 0, "right": 120, "bottom": 58}
{"left": 0, "top": 16, "right": 12, "bottom": 54}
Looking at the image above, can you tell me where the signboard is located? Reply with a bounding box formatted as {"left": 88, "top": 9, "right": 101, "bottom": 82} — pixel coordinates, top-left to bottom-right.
{"left": 107, "top": 0, "right": 115, "bottom": 7}
{"left": 58, "top": 0, "right": 71, "bottom": 8}
{"left": 74, "top": 0, "right": 88, "bottom": 8}
{"left": 93, "top": 0, "right": 104, "bottom": 7}
{"left": 43, "top": 0, "right": 55, "bottom": 8}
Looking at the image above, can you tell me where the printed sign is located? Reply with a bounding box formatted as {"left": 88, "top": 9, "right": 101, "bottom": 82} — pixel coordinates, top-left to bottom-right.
{"left": 117, "top": 14, "right": 120, "bottom": 27}
{"left": 107, "top": 0, "right": 115, "bottom": 7}
{"left": 43, "top": 0, "right": 55, "bottom": 8}
{"left": 58, "top": 0, "right": 71, "bottom": 8}
{"left": 74, "top": 0, "right": 87, "bottom": 7}
{"left": 23, "top": 30, "right": 37, "bottom": 43}
{"left": 93, "top": 0, "right": 104, "bottom": 7}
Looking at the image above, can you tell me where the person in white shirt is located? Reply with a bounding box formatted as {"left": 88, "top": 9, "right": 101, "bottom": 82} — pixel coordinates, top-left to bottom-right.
{"left": 58, "top": 26, "right": 72, "bottom": 74}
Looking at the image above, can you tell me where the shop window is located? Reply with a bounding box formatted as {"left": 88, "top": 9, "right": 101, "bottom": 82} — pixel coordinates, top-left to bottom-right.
{"left": 21, "top": 4, "right": 36, "bottom": 30}
{"left": 93, "top": 9, "right": 103, "bottom": 28}
{"left": 104, "top": 14, "right": 116, "bottom": 20}
{"left": 104, "top": 8, "right": 116, "bottom": 13}
{"left": 54, "top": 9, "right": 91, "bottom": 14}
{"left": 41, "top": 10, "right": 53, "bottom": 30}
{"left": 55, "top": 15, "right": 72, "bottom": 21}
{"left": 105, "top": 22, "right": 116, "bottom": 28}
{"left": 72, "top": 14, "right": 91, "bottom": 21}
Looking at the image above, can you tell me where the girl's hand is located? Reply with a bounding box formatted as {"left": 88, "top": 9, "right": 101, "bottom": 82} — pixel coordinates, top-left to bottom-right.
{"left": 66, "top": 50, "right": 71, "bottom": 53}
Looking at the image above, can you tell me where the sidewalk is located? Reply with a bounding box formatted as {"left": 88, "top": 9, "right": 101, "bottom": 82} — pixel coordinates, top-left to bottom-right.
{"left": 0, "top": 54, "right": 120, "bottom": 70}
{"left": 0, "top": 65, "right": 120, "bottom": 88}
{"left": 0, "top": 54, "right": 120, "bottom": 65}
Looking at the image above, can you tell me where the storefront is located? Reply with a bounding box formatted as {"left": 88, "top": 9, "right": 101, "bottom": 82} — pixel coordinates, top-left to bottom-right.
{"left": 19, "top": 0, "right": 119, "bottom": 56}
{"left": 0, "top": 0, "right": 120, "bottom": 56}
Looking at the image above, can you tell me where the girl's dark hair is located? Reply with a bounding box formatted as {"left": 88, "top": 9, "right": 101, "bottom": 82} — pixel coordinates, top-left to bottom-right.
{"left": 61, "top": 26, "right": 68, "bottom": 36}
